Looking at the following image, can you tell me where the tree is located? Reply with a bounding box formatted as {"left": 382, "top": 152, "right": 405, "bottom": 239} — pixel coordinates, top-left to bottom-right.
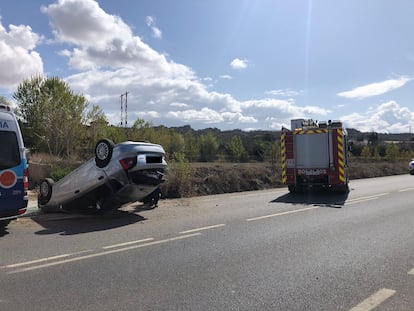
{"left": 228, "top": 135, "right": 247, "bottom": 162}
{"left": 13, "top": 76, "right": 46, "bottom": 152}
{"left": 361, "top": 146, "right": 371, "bottom": 159}
{"left": 14, "top": 76, "right": 88, "bottom": 157}
{"left": 199, "top": 131, "right": 218, "bottom": 162}
{"left": 184, "top": 131, "right": 199, "bottom": 162}
{"left": 385, "top": 143, "right": 399, "bottom": 161}
{"left": 367, "top": 132, "right": 379, "bottom": 146}
{"left": 130, "top": 118, "right": 155, "bottom": 142}
{"left": 86, "top": 105, "right": 109, "bottom": 147}
{"left": 0, "top": 96, "right": 11, "bottom": 106}
{"left": 269, "top": 140, "right": 280, "bottom": 165}
{"left": 169, "top": 132, "right": 185, "bottom": 155}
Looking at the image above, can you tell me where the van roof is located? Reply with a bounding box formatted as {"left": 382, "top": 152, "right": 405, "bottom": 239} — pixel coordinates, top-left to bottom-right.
{"left": 0, "top": 108, "right": 19, "bottom": 132}
{"left": 0, "top": 104, "right": 13, "bottom": 112}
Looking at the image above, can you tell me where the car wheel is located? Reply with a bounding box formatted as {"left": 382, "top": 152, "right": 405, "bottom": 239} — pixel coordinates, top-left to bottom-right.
{"left": 38, "top": 178, "right": 54, "bottom": 206}
{"left": 95, "top": 139, "right": 114, "bottom": 168}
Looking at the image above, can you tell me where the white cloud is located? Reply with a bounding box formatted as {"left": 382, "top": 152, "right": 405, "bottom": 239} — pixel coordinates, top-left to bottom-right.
{"left": 341, "top": 100, "right": 414, "bottom": 133}
{"left": 42, "top": 0, "right": 393, "bottom": 132}
{"left": 167, "top": 108, "right": 224, "bottom": 124}
{"left": 265, "top": 89, "right": 302, "bottom": 97}
{"left": 0, "top": 19, "right": 43, "bottom": 88}
{"left": 39, "top": 0, "right": 337, "bottom": 130}
{"left": 337, "top": 76, "right": 412, "bottom": 99}
{"left": 136, "top": 110, "right": 160, "bottom": 119}
{"left": 220, "top": 74, "right": 232, "bottom": 80}
{"left": 41, "top": 0, "right": 131, "bottom": 47}
{"left": 241, "top": 98, "right": 330, "bottom": 116}
{"left": 221, "top": 112, "right": 257, "bottom": 124}
{"left": 230, "top": 58, "right": 248, "bottom": 69}
{"left": 170, "top": 102, "right": 189, "bottom": 108}
{"left": 146, "top": 16, "right": 162, "bottom": 39}
{"left": 42, "top": 0, "right": 178, "bottom": 74}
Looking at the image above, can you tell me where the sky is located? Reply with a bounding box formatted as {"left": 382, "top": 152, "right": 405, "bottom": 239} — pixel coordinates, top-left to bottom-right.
{"left": 1, "top": 0, "right": 414, "bottom": 133}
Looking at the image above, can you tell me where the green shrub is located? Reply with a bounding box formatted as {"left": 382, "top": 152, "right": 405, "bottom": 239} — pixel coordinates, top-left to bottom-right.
{"left": 50, "top": 163, "right": 78, "bottom": 181}
{"left": 163, "top": 152, "right": 194, "bottom": 198}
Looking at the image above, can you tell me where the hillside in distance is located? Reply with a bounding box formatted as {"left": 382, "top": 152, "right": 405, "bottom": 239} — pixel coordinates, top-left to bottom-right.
{"left": 164, "top": 125, "right": 414, "bottom": 145}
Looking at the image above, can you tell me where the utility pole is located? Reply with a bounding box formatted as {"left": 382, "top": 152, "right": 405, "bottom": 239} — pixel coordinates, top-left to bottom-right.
{"left": 125, "top": 91, "right": 128, "bottom": 127}
{"left": 120, "top": 92, "right": 129, "bottom": 128}
{"left": 120, "top": 94, "right": 124, "bottom": 126}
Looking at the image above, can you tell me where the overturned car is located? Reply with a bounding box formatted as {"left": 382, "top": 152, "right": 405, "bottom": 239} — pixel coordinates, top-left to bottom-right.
{"left": 38, "top": 139, "right": 167, "bottom": 213}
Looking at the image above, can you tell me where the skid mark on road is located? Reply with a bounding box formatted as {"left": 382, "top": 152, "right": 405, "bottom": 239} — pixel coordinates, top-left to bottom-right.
{"left": 348, "top": 288, "right": 396, "bottom": 311}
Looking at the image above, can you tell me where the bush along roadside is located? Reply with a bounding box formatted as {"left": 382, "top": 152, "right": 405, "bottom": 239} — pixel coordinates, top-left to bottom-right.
{"left": 29, "top": 158, "right": 410, "bottom": 199}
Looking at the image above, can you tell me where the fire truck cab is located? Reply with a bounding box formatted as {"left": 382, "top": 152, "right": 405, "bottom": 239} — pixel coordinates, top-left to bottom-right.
{"left": 281, "top": 119, "right": 349, "bottom": 193}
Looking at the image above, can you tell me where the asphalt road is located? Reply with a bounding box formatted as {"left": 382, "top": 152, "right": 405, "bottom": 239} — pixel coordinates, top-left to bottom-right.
{"left": 1, "top": 175, "right": 413, "bottom": 310}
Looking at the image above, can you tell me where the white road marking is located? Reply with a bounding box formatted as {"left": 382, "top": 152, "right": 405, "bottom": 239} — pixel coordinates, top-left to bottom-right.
{"left": 246, "top": 206, "right": 319, "bottom": 222}
{"left": 179, "top": 224, "right": 226, "bottom": 234}
{"left": 1, "top": 249, "right": 94, "bottom": 269}
{"left": 398, "top": 187, "right": 414, "bottom": 192}
{"left": 7, "top": 233, "right": 201, "bottom": 274}
{"left": 102, "top": 238, "right": 154, "bottom": 249}
{"left": 408, "top": 267, "right": 414, "bottom": 275}
{"left": 348, "top": 288, "right": 396, "bottom": 311}
{"left": 345, "top": 193, "right": 389, "bottom": 206}
{"left": 345, "top": 198, "right": 379, "bottom": 205}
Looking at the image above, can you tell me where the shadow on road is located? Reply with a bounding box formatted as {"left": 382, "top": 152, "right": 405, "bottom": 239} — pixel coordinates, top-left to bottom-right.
{"left": 32, "top": 210, "right": 146, "bottom": 236}
{"left": 0, "top": 226, "right": 9, "bottom": 237}
{"left": 271, "top": 189, "right": 349, "bottom": 208}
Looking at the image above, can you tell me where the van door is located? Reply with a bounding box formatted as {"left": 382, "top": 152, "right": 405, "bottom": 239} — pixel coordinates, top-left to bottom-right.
{"left": 0, "top": 124, "right": 28, "bottom": 219}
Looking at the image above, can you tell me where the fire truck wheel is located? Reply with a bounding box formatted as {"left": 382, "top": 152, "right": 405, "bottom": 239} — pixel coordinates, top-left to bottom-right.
{"left": 288, "top": 185, "right": 301, "bottom": 193}
{"left": 332, "top": 185, "right": 349, "bottom": 194}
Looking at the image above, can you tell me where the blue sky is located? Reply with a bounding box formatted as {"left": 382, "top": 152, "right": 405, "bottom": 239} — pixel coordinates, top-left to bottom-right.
{"left": 1, "top": 0, "right": 414, "bottom": 132}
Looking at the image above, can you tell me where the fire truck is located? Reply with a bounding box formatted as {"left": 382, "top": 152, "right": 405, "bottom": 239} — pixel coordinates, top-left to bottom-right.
{"left": 281, "top": 119, "right": 349, "bottom": 193}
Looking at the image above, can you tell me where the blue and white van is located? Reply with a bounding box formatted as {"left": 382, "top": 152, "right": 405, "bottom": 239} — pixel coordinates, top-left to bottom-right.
{"left": 0, "top": 104, "right": 28, "bottom": 226}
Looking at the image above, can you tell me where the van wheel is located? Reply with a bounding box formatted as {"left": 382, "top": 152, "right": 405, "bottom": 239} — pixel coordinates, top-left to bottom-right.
{"left": 38, "top": 178, "right": 54, "bottom": 205}
{"left": 95, "top": 139, "right": 114, "bottom": 168}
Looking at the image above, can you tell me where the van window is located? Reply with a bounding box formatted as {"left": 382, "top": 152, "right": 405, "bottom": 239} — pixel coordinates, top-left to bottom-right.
{"left": 0, "top": 131, "right": 20, "bottom": 170}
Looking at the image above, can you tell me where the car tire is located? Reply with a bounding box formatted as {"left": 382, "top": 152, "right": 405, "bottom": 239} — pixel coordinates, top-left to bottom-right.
{"left": 95, "top": 139, "right": 114, "bottom": 168}
{"left": 38, "top": 178, "right": 54, "bottom": 206}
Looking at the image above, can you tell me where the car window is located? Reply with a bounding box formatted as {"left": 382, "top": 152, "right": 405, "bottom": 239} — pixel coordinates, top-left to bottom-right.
{"left": 0, "top": 131, "right": 20, "bottom": 170}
